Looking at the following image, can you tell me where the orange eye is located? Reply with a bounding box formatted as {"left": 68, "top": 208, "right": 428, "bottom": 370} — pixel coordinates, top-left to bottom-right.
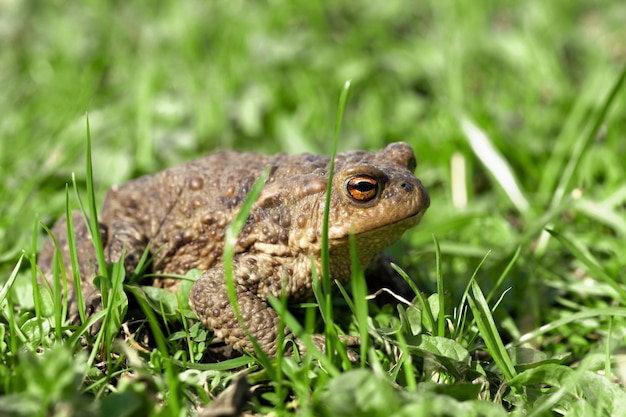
{"left": 346, "top": 175, "right": 378, "bottom": 202}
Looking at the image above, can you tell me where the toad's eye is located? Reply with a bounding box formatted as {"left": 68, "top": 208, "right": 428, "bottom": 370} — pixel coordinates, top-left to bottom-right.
{"left": 346, "top": 175, "right": 378, "bottom": 202}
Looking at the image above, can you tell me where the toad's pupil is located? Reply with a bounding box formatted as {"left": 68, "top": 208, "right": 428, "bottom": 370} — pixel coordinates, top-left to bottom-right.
{"left": 352, "top": 181, "right": 375, "bottom": 191}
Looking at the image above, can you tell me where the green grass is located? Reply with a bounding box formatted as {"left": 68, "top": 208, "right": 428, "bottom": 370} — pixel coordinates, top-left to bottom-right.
{"left": 2, "top": 0, "right": 626, "bottom": 415}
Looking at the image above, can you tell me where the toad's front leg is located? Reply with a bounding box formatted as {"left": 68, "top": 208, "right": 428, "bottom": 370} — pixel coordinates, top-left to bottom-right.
{"left": 189, "top": 253, "right": 360, "bottom": 357}
{"left": 188, "top": 256, "right": 292, "bottom": 356}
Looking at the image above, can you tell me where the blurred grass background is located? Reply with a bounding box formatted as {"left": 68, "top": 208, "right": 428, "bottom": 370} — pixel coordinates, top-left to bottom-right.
{"left": 1, "top": 0, "right": 626, "bottom": 414}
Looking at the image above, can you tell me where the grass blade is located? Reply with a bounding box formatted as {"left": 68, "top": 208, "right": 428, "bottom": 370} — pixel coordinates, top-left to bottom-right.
{"left": 486, "top": 245, "right": 521, "bottom": 304}
{"left": 547, "top": 229, "right": 626, "bottom": 302}
{"left": 0, "top": 255, "right": 23, "bottom": 307}
{"left": 126, "top": 286, "right": 182, "bottom": 414}
{"left": 516, "top": 307, "right": 626, "bottom": 346}
{"left": 318, "top": 80, "right": 351, "bottom": 359}
{"left": 349, "top": 234, "right": 369, "bottom": 366}
{"left": 38, "top": 225, "right": 66, "bottom": 339}
{"left": 460, "top": 116, "right": 529, "bottom": 214}
{"left": 468, "top": 281, "right": 517, "bottom": 381}
{"left": 222, "top": 167, "right": 272, "bottom": 366}
{"left": 549, "top": 64, "right": 626, "bottom": 207}
{"left": 64, "top": 185, "right": 85, "bottom": 325}
{"left": 84, "top": 115, "right": 107, "bottom": 279}
{"left": 391, "top": 263, "right": 437, "bottom": 333}
{"left": 434, "top": 235, "right": 445, "bottom": 337}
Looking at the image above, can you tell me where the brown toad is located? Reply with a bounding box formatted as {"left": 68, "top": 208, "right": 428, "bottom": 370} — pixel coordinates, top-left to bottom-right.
{"left": 38, "top": 142, "right": 429, "bottom": 356}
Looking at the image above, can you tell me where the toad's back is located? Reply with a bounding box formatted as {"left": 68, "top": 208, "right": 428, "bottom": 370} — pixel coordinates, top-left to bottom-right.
{"left": 97, "top": 150, "right": 333, "bottom": 278}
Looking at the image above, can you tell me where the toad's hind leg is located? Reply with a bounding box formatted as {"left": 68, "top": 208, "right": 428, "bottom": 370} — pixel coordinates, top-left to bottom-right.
{"left": 38, "top": 211, "right": 106, "bottom": 325}
{"left": 38, "top": 210, "right": 149, "bottom": 327}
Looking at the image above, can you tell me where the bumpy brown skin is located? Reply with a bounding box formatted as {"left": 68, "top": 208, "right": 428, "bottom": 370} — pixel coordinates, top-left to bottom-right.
{"left": 38, "top": 142, "right": 429, "bottom": 356}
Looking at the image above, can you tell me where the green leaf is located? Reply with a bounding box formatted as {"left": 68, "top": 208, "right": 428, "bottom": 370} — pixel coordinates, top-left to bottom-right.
{"left": 398, "top": 395, "right": 507, "bottom": 417}
{"left": 508, "top": 363, "right": 574, "bottom": 389}
{"left": 138, "top": 286, "right": 180, "bottom": 318}
{"left": 577, "top": 371, "right": 626, "bottom": 415}
{"left": 101, "top": 392, "right": 148, "bottom": 417}
{"left": 407, "top": 334, "right": 470, "bottom": 363}
{"left": 509, "top": 363, "right": 626, "bottom": 415}
{"left": 316, "top": 370, "right": 507, "bottom": 417}
{"left": 403, "top": 334, "right": 474, "bottom": 378}
{"left": 416, "top": 381, "right": 482, "bottom": 402}
{"left": 314, "top": 369, "right": 401, "bottom": 417}
{"left": 509, "top": 346, "right": 570, "bottom": 371}
{"left": 21, "top": 317, "right": 51, "bottom": 341}
{"left": 403, "top": 303, "right": 422, "bottom": 336}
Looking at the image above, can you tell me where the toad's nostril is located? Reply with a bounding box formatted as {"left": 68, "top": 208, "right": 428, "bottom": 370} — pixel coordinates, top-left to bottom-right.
{"left": 400, "top": 182, "right": 413, "bottom": 191}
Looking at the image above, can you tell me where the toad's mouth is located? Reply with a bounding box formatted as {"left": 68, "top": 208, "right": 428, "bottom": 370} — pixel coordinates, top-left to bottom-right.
{"left": 374, "top": 207, "right": 427, "bottom": 231}
{"left": 328, "top": 206, "right": 428, "bottom": 244}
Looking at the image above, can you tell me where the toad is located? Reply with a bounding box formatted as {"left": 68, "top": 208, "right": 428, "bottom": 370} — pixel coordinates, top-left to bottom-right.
{"left": 38, "top": 142, "right": 429, "bottom": 356}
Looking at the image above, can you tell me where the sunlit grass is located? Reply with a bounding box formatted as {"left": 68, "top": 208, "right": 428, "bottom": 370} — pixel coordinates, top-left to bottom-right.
{"left": 1, "top": 0, "right": 626, "bottom": 415}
